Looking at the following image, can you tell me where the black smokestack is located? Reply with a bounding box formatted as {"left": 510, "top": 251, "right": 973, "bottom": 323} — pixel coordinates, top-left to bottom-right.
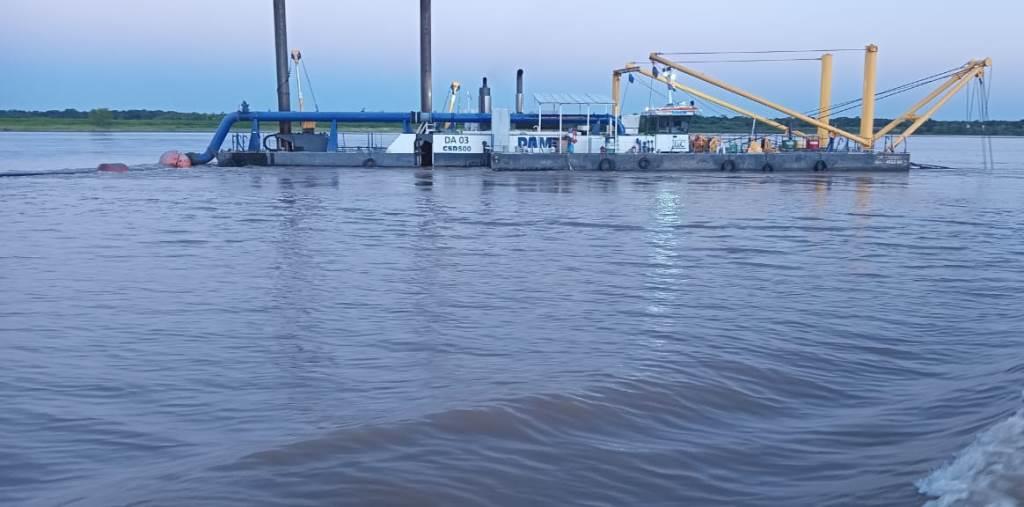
{"left": 515, "top": 69, "right": 524, "bottom": 114}
{"left": 479, "top": 77, "right": 491, "bottom": 114}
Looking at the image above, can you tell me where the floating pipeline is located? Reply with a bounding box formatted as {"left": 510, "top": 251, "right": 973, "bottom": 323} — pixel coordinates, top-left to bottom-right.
{"left": 1, "top": 164, "right": 167, "bottom": 178}
{"left": 97, "top": 163, "right": 130, "bottom": 172}
{"left": 0, "top": 168, "right": 101, "bottom": 177}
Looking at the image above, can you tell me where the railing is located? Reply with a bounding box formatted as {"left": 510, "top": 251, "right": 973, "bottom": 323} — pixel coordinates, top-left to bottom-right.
{"left": 498, "top": 131, "right": 910, "bottom": 155}
{"left": 683, "top": 133, "right": 901, "bottom": 154}
{"left": 231, "top": 133, "right": 252, "bottom": 152}
{"left": 337, "top": 132, "right": 400, "bottom": 152}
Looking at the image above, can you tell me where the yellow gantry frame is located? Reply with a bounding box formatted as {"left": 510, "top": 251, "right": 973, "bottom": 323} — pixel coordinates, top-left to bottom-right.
{"left": 860, "top": 45, "right": 879, "bottom": 144}
{"left": 818, "top": 53, "right": 833, "bottom": 141}
{"left": 648, "top": 51, "right": 871, "bottom": 147}
{"left": 883, "top": 58, "right": 991, "bottom": 149}
{"left": 613, "top": 47, "right": 991, "bottom": 150}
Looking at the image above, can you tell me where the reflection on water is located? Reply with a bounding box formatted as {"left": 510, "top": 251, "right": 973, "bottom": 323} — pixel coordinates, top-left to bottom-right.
{"left": 414, "top": 169, "right": 434, "bottom": 189}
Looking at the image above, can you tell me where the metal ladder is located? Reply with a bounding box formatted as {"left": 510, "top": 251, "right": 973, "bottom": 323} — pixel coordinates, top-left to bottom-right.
{"left": 416, "top": 122, "right": 437, "bottom": 135}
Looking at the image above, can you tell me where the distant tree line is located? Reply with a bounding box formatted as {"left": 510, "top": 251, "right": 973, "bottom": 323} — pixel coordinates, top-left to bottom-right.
{"left": 0, "top": 109, "right": 225, "bottom": 121}
{"left": 2, "top": 109, "right": 1022, "bottom": 136}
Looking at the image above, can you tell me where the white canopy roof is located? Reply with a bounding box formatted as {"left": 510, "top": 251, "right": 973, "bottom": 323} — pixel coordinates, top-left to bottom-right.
{"left": 533, "top": 93, "right": 614, "bottom": 106}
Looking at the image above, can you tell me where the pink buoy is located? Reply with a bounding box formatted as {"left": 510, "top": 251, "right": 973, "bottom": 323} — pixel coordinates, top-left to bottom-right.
{"left": 97, "top": 163, "right": 129, "bottom": 172}
{"left": 158, "top": 151, "right": 179, "bottom": 166}
{"left": 159, "top": 151, "right": 193, "bottom": 168}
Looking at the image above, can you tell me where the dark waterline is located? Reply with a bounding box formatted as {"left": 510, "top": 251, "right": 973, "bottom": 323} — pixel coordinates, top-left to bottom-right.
{"left": 1, "top": 134, "right": 1023, "bottom": 506}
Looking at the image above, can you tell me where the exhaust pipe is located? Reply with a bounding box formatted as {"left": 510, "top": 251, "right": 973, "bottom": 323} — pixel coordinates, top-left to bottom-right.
{"left": 478, "top": 77, "right": 491, "bottom": 114}
{"left": 515, "top": 69, "right": 524, "bottom": 114}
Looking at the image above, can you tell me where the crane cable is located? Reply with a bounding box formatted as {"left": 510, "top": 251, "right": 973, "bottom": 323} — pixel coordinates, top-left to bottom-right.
{"left": 804, "top": 65, "right": 965, "bottom": 118}
{"left": 978, "top": 66, "right": 994, "bottom": 167}
{"left": 639, "top": 57, "right": 825, "bottom": 64}
{"left": 640, "top": 57, "right": 966, "bottom": 120}
{"left": 633, "top": 73, "right": 732, "bottom": 118}
{"left": 299, "top": 60, "right": 321, "bottom": 112}
{"left": 632, "top": 61, "right": 988, "bottom": 138}
{"left": 659, "top": 48, "right": 863, "bottom": 55}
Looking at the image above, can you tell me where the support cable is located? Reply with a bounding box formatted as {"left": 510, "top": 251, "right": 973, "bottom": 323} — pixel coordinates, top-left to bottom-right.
{"left": 803, "top": 65, "right": 963, "bottom": 118}
{"left": 667, "top": 57, "right": 824, "bottom": 64}
{"left": 301, "top": 60, "right": 321, "bottom": 111}
{"left": 659, "top": 48, "right": 863, "bottom": 55}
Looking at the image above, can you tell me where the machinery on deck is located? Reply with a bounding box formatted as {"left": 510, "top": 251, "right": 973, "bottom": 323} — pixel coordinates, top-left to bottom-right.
{"left": 613, "top": 47, "right": 992, "bottom": 151}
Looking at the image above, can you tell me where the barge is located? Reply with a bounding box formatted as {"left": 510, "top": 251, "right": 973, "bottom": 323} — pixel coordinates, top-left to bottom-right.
{"left": 175, "top": 0, "right": 990, "bottom": 174}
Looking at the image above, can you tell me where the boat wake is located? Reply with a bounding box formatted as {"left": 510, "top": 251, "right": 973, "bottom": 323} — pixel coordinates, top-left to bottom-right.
{"left": 918, "top": 407, "right": 1024, "bottom": 507}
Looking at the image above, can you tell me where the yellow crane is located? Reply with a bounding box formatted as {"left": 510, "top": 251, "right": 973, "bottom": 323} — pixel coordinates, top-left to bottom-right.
{"left": 442, "top": 81, "right": 461, "bottom": 129}
{"left": 613, "top": 46, "right": 992, "bottom": 150}
{"left": 290, "top": 49, "right": 316, "bottom": 133}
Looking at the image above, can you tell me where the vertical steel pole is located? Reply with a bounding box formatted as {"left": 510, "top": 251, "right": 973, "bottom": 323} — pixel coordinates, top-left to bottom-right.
{"left": 558, "top": 105, "right": 563, "bottom": 153}
{"left": 419, "top": 0, "right": 432, "bottom": 114}
{"left": 273, "top": 0, "right": 291, "bottom": 135}
{"left": 586, "top": 106, "right": 591, "bottom": 153}
{"left": 611, "top": 73, "right": 621, "bottom": 118}
{"left": 817, "top": 53, "right": 833, "bottom": 141}
{"left": 860, "top": 45, "right": 879, "bottom": 149}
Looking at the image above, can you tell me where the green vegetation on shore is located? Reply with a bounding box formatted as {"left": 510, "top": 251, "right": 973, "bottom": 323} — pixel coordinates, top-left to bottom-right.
{"left": 0, "top": 109, "right": 228, "bottom": 132}
{"left": 0, "top": 109, "right": 395, "bottom": 133}
{"left": 1, "top": 109, "right": 1022, "bottom": 136}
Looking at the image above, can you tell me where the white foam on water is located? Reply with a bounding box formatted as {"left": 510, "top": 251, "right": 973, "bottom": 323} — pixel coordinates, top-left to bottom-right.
{"left": 918, "top": 409, "right": 1024, "bottom": 507}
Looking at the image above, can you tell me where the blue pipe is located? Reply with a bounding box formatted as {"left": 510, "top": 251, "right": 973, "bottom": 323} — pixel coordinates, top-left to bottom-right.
{"left": 188, "top": 111, "right": 616, "bottom": 165}
{"left": 188, "top": 112, "right": 240, "bottom": 165}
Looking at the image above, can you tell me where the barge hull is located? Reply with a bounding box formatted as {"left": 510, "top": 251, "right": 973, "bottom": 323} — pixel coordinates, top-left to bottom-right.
{"left": 217, "top": 151, "right": 417, "bottom": 168}
{"left": 217, "top": 151, "right": 910, "bottom": 172}
{"left": 490, "top": 152, "right": 910, "bottom": 172}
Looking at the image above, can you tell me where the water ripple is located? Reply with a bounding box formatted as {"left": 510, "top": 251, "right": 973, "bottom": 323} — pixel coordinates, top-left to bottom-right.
{"left": 1, "top": 135, "right": 1023, "bottom": 506}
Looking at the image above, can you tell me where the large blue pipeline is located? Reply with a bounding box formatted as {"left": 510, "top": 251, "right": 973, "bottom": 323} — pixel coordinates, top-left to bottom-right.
{"left": 187, "top": 110, "right": 617, "bottom": 165}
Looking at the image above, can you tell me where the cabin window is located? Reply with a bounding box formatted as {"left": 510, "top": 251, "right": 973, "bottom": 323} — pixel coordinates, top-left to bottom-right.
{"left": 639, "top": 116, "right": 691, "bottom": 135}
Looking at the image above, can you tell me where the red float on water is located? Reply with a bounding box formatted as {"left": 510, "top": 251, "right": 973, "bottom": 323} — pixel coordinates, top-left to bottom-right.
{"left": 159, "top": 151, "right": 193, "bottom": 168}
{"left": 97, "top": 163, "right": 129, "bottom": 172}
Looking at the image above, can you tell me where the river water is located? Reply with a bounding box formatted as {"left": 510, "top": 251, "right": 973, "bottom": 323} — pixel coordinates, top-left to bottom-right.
{"left": 1, "top": 133, "right": 1022, "bottom": 506}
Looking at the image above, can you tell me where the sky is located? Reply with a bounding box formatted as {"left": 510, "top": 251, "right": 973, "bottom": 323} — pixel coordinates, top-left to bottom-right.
{"left": 1, "top": 0, "right": 1018, "bottom": 120}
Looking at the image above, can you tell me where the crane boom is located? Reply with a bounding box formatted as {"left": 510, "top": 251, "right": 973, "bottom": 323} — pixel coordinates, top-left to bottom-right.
{"left": 613, "top": 48, "right": 991, "bottom": 150}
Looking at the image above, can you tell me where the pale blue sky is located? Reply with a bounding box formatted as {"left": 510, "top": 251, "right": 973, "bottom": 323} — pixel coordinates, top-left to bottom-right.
{"left": 1, "top": 0, "right": 1017, "bottom": 119}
